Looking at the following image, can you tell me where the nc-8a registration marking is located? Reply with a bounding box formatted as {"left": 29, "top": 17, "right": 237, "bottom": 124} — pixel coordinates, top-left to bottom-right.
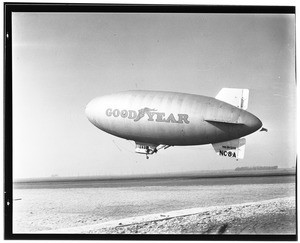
{"left": 219, "top": 150, "right": 237, "bottom": 158}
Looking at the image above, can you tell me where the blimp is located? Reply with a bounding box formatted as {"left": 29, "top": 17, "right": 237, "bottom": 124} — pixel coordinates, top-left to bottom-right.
{"left": 85, "top": 88, "right": 264, "bottom": 159}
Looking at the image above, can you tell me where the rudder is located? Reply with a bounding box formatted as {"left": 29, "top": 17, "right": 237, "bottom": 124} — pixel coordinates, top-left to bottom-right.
{"left": 212, "top": 138, "right": 246, "bottom": 159}
{"left": 215, "top": 88, "right": 249, "bottom": 110}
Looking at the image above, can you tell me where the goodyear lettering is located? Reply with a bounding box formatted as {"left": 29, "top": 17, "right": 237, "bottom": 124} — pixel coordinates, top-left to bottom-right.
{"left": 165, "top": 113, "right": 177, "bottom": 123}
{"left": 219, "top": 150, "right": 237, "bottom": 158}
{"left": 146, "top": 111, "right": 156, "bottom": 121}
{"left": 156, "top": 112, "right": 165, "bottom": 122}
{"left": 106, "top": 108, "right": 112, "bottom": 116}
{"left": 128, "top": 110, "right": 137, "bottom": 119}
{"left": 134, "top": 108, "right": 157, "bottom": 122}
{"left": 105, "top": 108, "right": 190, "bottom": 124}
{"left": 178, "top": 114, "right": 189, "bottom": 124}
{"left": 121, "top": 110, "right": 128, "bottom": 118}
{"left": 113, "top": 109, "right": 120, "bottom": 117}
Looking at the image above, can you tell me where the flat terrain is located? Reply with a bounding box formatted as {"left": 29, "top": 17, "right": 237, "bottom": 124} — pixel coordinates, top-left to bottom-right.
{"left": 14, "top": 169, "right": 295, "bottom": 189}
{"left": 13, "top": 175, "right": 296, "bottom": 234}
{"left": 87, "top": 197, "right": 295, "bottom": 234}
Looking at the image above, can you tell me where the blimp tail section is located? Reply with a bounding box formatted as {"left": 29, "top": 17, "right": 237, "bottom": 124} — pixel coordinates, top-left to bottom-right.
{"left": 216, "top": 88, "right": 249, "bottom": 110}
{"left": 212, "top": 138, "right": 246, "bottom": 159}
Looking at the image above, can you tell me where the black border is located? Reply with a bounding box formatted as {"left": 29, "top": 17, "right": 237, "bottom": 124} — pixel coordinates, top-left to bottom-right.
{"left": 2, "top": 3, "right": 297, "bottom": 13}
{"left": 4, "top": 2, "right": 297, "bottom": 241}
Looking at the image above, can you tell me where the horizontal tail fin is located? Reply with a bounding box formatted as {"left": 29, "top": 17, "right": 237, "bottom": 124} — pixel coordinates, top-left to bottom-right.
{"left": 216, "top": 88, "right": 249, "bottom": 110}
{"left": 205, "top": 119, "right": 244, "bottom": 125}
{"left": 212, "top": 138, "right": 246, "bottom": 159}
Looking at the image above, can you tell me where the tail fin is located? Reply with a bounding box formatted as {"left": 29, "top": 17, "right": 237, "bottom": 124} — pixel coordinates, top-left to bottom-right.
{"left": 216, "top": 88, "right": 249, "bottom": 110}
{"left": 212, "top": 138, "right": 246, "bottom": 159}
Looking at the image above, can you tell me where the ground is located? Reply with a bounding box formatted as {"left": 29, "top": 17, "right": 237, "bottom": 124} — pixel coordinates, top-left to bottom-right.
{"left": 13, "top": 175, "right": 296, "bottom": 235}
{"left": 86, "top": 197, "right": 296, "bottom": 234}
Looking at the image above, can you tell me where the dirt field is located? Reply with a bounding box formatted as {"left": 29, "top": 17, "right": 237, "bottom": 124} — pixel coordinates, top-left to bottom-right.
{"left": 87, "top": 197, "right": 295, "bottom": 234}
{"left": 13, "top": 175, "right": 295, "bottom": 234}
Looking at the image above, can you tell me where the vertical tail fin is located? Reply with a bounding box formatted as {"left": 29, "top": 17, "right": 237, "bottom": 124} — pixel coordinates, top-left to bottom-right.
{"left": 216, "top": 88, "right": 249, "bottom": 110}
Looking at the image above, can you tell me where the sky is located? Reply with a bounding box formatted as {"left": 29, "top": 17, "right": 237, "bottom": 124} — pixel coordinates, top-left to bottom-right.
{"left": 12, "top": 12, "right": 296, "bottom": 179}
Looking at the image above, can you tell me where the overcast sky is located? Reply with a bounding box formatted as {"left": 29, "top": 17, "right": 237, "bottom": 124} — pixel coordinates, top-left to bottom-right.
{"left": 12, "top": 13, "right": 296, "bottom": 179}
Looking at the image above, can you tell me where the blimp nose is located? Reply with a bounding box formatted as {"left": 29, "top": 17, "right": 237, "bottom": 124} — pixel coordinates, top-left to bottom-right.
{"left": 85, "top": 99, "right": 98, "bottom": 122}
{"left": 85, "top": 101, "right": 92, "bottom": 119}
{"left": 241, "top": 111, "right": 263, "bottom": 133}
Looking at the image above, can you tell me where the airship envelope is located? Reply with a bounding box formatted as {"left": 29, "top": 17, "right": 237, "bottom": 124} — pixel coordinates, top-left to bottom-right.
{"left": 86, "top": 88, "right": 263, "bottom": 159}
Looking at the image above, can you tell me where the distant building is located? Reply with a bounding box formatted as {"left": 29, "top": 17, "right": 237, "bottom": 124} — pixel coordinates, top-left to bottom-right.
{"left": 235, "top": 166, "right": 278, "bottom": 171}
